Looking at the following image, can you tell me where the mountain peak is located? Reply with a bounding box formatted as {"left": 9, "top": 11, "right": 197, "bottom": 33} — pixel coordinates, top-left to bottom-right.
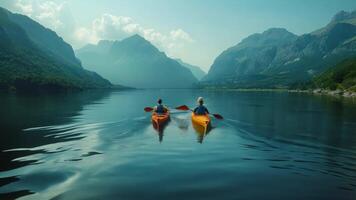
{"left": 261, "top": 28, "right": 297, "bottom": 39}
{"left": 331, "top": 10, "right": 356, "bottom": 23}
{"left": 125, "top": 34, "right": 147, "bottom": 42}
{"left": 248, "top": 27, "right": 296, "bottom": 39}
{"left": 115, "top": 34, "right": 153, "bottom": 48}
{"left": 77, "top": 40, "right": 114, "bottom": 54}
{"left": 313, "top": 10, "right": 356, "bottom": 35}
{"left": 110, "top": 34, "right": 160, "bottom": 56}
{"left": 263, "top": 28, "right": 292, "bottom": 34}
{"left": 98, "top": 40, "right": 114, "bottom": 46}
{"left": 238, "top": 27, "right": 297, "bottom": 48}
{"left": 77, "top": 35, "right": 198, "bottom": 88}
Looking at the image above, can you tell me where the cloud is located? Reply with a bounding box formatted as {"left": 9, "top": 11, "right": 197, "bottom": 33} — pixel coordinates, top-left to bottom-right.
{"left": 13, "top": 0, "right": 194, "bottom": 58}
{"left": 74, "top": 13, "right": 194, "bottom": 56}
{"left": 170, "top": 29, "right": 194, "bottom": 42}
{"left": 15, "top": 0, "right": 33, "bottom": 15}
{"left": 15, "top": 0, "right": 67, "bottom": 30}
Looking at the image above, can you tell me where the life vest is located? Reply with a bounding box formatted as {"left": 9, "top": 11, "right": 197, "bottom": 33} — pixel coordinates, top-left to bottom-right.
{"left": 156, "top": 104, "right": 165, "bottom": 113}
{"left": 194, "top": 105, "right": 208, "bottom": 115}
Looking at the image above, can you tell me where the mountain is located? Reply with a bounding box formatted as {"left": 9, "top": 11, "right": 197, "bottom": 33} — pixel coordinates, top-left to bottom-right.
{"left": 328, "top": 10, "right": 356, "bottom": 25}
{"left": 312, "top": 57, "right": 356, "bottom": 92}
{"left": 175, "top": 59, "right": 206, "bottom": 80}
{"left": 5, "top": 9, "right": 81, "bottom": 67}
{"left": 76, "top": 35, "right": 198, "bottom": 88}
{"left": 0, "top": 7, "right": 112, "bottom": 91}
{"left": 202, "top": 10, "right": 356, "bottom": 88}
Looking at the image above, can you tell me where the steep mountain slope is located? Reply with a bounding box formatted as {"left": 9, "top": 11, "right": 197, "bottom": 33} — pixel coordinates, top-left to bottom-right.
{"left": 203, "top": 28, "right": 298, "bottom": 85}
{"left": 175, "top": 59, "right": 206, "bottom": 80}
{"left": 202, "top": 10, "right": 356, "bottom": 88}
{"left": 0, "top": 7, "right": 112, "bottom": 91}
{"left": 76, "top": 35, "right": 198, "bottom": 88}
{"left": 312, "top": 57, "right": 356, "bottom": 91}
{"left": 2, "top": 7, "right": 80, "bottom": 67}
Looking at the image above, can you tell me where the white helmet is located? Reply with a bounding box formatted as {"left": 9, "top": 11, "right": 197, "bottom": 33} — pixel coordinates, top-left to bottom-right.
{"left": 197, "top": 97, "right": 204, "bottom": 104}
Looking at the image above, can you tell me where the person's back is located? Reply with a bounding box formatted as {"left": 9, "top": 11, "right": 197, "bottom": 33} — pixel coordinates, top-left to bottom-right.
{"left": 154, "top": 98, "right": 167, "bottom": 114}
{"left": 194, "top": 105, "right": 208, "bottom": 115}
{"left": 194, "top": 97, "right": 209, "bottom": 115}
{"left": 156, "top": 104, "right": 165, "bottom": 114}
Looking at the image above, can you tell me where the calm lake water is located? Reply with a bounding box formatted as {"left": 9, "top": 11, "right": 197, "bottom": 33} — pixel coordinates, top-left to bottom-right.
{"left": 0, "top": 89, "right": 356, "bottom": 200}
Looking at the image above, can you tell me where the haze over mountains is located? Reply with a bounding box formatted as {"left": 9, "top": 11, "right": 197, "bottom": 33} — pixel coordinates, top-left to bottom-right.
{"left": 0, "top": 7, "right": 112, "bottom": 91}
{"left": 76, "top": 35, "right": 198, "bottom": 88}
{"left": 202, "top": 10, "right": 356, "bottom": 88}
{"left": 0, "top": 5, "right": 355, "bottom": 91}
{"left": 175, "top": 59, "right": 206, "bottom": 80}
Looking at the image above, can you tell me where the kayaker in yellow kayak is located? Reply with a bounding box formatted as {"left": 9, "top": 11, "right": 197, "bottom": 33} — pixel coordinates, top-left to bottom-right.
{"left": 154, "top": 98, "right": 168, "bottom": 114}
{"left": 193, "top": 97, "right": 209, "bottom": 115}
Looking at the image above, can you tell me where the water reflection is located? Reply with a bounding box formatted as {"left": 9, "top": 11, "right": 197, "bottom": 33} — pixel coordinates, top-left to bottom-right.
{"left": 151, "top": 119, "right": 170, "bottom": 143}
{"left": 207, "top": 91, "right": 356, "bottom": 149}
{"left": 0, "top": 90, "right": 355, "bottom": 200}
{"left": 171, "top": 115, "right": 189, "bottom": 131}
{"left": 191, "top": 122, "right": 211, "bottom": 143}
{"left": 0, "top": 90, "right": 111, "bottom": 199}
{"left": 152, "top": 113, "right": 212, "bottom": 144}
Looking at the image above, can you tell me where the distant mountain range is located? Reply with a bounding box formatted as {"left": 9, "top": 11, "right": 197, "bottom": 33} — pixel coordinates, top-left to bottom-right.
{"left": 76, "top": 35, "right": 198, "bottom": 88}
{"left": 0, "top": 7, "right": 112, "bottom": 91}
{"left": 1, "top": 6, "right": 355, "bottom": 91}
{"left": 201, "top": 10, "right": 356, "bottom": 89}
{"left": 174, "top": 59, "right": 206, "bottom": 80}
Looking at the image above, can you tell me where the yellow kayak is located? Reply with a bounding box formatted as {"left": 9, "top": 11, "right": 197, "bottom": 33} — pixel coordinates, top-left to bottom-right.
{"left": 191, "top": 113, "right": 211, "bottom": 133}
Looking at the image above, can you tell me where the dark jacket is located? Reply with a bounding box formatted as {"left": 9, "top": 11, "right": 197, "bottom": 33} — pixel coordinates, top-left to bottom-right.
{"left": 155, "top": 104, "right": 167, "bottom": 114}
{"left": 193, "top": 105, "right": 209, "bottom": 115}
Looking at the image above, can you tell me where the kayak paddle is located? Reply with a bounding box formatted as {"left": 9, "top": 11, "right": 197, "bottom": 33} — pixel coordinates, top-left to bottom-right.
{"left": 175, "top": 105, "right": 190, "bottom": 111}
{"left": 144, "top": 107, "right": 154, "bottom": 112}
{"left": 175, "top": 105, "right": 223, "bottom": 120}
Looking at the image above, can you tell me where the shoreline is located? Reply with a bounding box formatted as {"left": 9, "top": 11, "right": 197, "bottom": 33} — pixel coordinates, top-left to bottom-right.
{"left": 202, "top": 87, "right": 356, "bottom": 98}
{"left": 301, "top": 89, "right": 356, "bottom": 98}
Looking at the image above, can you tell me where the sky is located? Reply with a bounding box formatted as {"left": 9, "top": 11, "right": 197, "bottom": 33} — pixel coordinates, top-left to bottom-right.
{"left": 1, "top": 0, "right": 356, "bottom": 71}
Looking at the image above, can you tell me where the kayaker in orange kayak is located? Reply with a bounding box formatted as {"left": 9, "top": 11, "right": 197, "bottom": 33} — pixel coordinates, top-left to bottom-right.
{"left": 193, "top": 97, "right": 209, "bottom": 115}
{"left": 152, "top": 99, "right": 170, "bottom": 134}
{"left": 154, "top": 98, "right": 168, "bottom": 114}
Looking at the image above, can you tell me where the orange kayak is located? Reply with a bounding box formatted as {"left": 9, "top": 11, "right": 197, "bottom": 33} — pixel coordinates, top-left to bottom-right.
{"left": 191, "top": 113, "right": 211, "bottom": 133}
{"left": 152, "top": 111, "right": 170, "bottom": 129}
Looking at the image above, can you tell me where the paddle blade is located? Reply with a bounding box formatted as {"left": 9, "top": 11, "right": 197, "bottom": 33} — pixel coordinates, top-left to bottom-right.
{"left": 212, "top": 114, "right": 223, "bottom": 120}
{"left": 175, "top": 105, "right": 190, "bottom": 111}
{"left": 144, "top": 107, "right": 154, "bottom": 112}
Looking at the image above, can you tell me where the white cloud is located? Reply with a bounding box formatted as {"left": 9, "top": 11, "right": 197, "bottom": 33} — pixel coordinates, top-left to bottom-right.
{"left": 15, "top": 0, "right": 67, "bottom": 30}
{"left": 122, "top": 23, "right": 140, "bottom": 33}
{"left": 170, "top": 29, "right": 194, "bottom": 42}
{"left": 89, "top": 14, "right": 134, "bottom": 41}
{"left": 74, "top": 27, "right": 98, "bottom": 44}
{"left": 74, "top": 13, "right": 194, "bottom": 56}
{"left": 15, "top": 0, "right": 33, "bottom": 15}
{"left": 13, "top": 0, "right": 194, "bottom": 59}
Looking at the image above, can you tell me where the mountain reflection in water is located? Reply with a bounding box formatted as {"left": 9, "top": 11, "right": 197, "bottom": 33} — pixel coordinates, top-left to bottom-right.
{"left": 0, "top": 90, "right": 355, "bottom": 200}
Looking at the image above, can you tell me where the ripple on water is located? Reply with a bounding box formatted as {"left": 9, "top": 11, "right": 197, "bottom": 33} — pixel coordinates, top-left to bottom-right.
{"left": 222, "top": 117, "right": 356, "bottom": 191}
{"left": 1, "top": 110, "right": 356, "bottom": 199}
{"left": 0, "top": 117, "right": 152, "bottom": 198}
